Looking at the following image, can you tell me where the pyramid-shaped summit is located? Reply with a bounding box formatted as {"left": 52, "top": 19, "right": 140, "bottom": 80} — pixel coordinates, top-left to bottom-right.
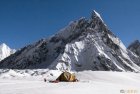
{"left": 0, "top": 10, "right": 140, "bottom": 72}
{"left": 91, "top": 10, "right": 104, "bottom": 22}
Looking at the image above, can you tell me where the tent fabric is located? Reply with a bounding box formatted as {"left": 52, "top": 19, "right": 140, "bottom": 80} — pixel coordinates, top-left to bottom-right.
{"left": 56, "top": 72, "right": 76, "bottom": 82}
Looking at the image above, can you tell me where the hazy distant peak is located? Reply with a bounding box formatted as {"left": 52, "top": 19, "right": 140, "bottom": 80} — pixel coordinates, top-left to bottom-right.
{"left": 0, "top": 43, "right": 16, "bottom": 61}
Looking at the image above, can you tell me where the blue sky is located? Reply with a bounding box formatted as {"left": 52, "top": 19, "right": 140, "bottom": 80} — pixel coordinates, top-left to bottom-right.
{"left": 0, "top": 0, "right": 140, "bottom": 49}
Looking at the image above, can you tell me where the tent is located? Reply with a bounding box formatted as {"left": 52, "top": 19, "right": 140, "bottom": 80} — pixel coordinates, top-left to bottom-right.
{"left": 56, "top": 71, "right": 78, "bottom": 82}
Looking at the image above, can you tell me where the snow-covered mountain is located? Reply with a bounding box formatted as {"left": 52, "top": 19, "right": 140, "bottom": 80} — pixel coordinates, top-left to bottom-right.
{"left": 128, "top": 40, "right": 140, "bottom": 56}
{"left": 0, "top": 10, "right": 140, "bottom": 72}
{"left": 0, "top": 43, "right": 16, "bottom": 61}
{"left": 128, "top": 40, "right": 140, "bottom": 66}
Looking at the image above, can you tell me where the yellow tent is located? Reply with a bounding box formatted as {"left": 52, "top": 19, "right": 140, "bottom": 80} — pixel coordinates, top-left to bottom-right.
{"left": 56, "top": 71, "right": 77, "bottom": 82}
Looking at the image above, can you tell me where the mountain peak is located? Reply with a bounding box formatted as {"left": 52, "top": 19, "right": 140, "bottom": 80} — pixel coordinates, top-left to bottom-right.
{"left": 128, "top": 40, "right": 140, "bottom": 57}
{"left": 91, "top": 10, "right": 103, "bottom": 22}
{"left": 128, "top": 40, "right": 140, "bottom": 48}
{"left": 134, "top": 40, "right": 140, "bottom": 44}
{"left": 0, "top": 43, "right": 7, "bottom": 47}
{"left": 0, "top": 10, "right": 140, "bottom": 72}
{"left": 0, "top": 43, "right": 16, "bottom": 61}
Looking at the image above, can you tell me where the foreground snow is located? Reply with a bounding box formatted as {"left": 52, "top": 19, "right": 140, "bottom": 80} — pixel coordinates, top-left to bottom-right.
{"left": 0, "top": 71, "right": 140, "bottom": 94}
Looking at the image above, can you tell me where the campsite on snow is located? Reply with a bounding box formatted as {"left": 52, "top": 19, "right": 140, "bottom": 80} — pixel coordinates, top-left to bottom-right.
{"left": 0, "top": 1, "right": 140, "bottom": 94}
{"left": 0, "top": 10, "right": 140, "bottom": 94}
{"left": 0, "top": 70, "right": 140, "bottom": 94}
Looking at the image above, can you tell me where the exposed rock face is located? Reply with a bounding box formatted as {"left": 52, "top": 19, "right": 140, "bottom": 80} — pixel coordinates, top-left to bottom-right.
{"left": 0, "top": 10, "right": 140, "bottom": 72}
{"left": 128, "top": 40, "right": 140, "bottom": 56}
{"left": 128, "top": 40, "right": 140, "bottom": 66}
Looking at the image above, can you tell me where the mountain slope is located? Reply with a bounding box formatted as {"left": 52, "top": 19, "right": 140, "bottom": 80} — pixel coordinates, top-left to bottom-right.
{"left": 0, "top": 43, "right": 16, "bottom": 61}
{"left": 0, "top": 10, "right": 140, "bottom": 72}
{"left": 128, "top": 40, "right": 140, "bottom": 66}
{"left": 128, "top": 40, "right": 140, "bottom": 56}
